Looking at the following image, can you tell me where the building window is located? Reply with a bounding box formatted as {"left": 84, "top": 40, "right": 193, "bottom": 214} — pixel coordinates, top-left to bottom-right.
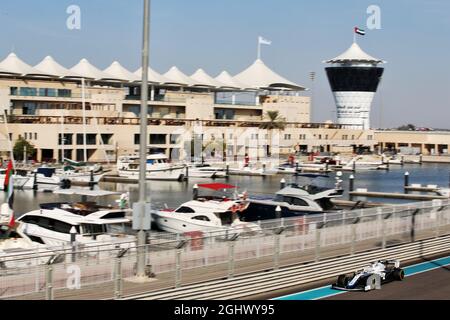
{"left": 318, "top": 135, "right": 322, "bottom": 140}
{"left": 35, "top": 133, "right": 38, "bottom": 140}
{"left": 351, "top": 135, "right": 355, "bottom": 140}
{"left": 134, "top": 134, "right": 140, "bottom": 145}
{"left": 57, "top": 89, "right": 71, "bottom": 98}
{"left": 19, "top": 87, "right": 37, "bottom": 96}
{"left": 76, "top": 134, "right": 96, "bottom": 145}
{"left": 251, "top": 134, "right": 259, "bottom": 140}
{"left": 23, "top": 102, "right": 37, "bottom": 115}
{"left": 215, "top": 109, "right": 235, "bottom": 120}
{"left": 150, "top": 134, "right": 166, "bottom": 145}
{"left": 10, "top": 87, "right": 18, "bottom": 96}
{"left": 284, "top": 134, "right": 292, "bottom": 140}
{"left": 342, "top": 135, "right": 348, "bottom": 140}
{"left": 24, "top": 133, "right": 27, "bottom": 140}
{"left": 39, "top": 88, "right": 57, "bottom": 97}
{"left": 59, "top": 134, "right": 73, "bottom": 145}
{"left": 299, "top": 134, "right": 306, "bottom": 140}
{"left": 101, "top": 134, "right": 113, "bottom": 145}
{"left": 367, "top": 135, "right": 373, "bottom": 140}
{"left": 170, "top": 134, "right": 181, "bottom": 144}
{"left": 86, "top": 134, "right": 96, "bottom": 145}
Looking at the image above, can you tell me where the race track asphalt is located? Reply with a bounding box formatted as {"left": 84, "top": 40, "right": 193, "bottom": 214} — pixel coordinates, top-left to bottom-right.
{"left": 324, "top": 265, "right": 450, "bottom": 300}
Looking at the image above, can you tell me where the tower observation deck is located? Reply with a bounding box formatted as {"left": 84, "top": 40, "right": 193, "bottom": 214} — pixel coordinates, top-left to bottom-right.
{"left": 324, "top": 42, "right": 385, "bottom": 129}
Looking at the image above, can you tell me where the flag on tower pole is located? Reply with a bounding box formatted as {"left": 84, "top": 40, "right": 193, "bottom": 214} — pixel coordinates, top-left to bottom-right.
{"left": 258, "top": 36, "right": 272, "bottom": 45}
{"left": 257, "top": 36, "right": 272, "bottom": 60}
{"left": 354, "top": 27, "right": 366, "bottom": 36}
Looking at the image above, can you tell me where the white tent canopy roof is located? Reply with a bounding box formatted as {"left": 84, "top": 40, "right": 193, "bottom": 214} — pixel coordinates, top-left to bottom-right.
{"left": 133, "top": 67, "right": 173, "bottom": 84}
{"left": 325, "top": 42, "right": 385, "bottom": 64}
{"left": 190, "top": 69, "right": 226, "bottom": 88}
{"left": 0, "top": 53, "right": 52, "bottom": 77}
{"left": 103, "top": 61, "right": 140, "bottom": 82}
{"left": 234, "top": 59, "right": 306, "bottom": 91}
{"left": 215, "top": 71, "right": 253, "bottom": 90}
{"left": 70, "top": 58, "right": 113, "bottom": 80}
{"left": 163, "top": 66, "right": 199, "bottom": 86}
{"left": 34, "top": 56, "right": 83, "bottom": 78}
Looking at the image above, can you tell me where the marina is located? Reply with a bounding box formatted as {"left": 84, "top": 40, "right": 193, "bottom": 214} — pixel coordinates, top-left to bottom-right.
{"left": 0, "top": 0, "right": 448, "bottom": 308}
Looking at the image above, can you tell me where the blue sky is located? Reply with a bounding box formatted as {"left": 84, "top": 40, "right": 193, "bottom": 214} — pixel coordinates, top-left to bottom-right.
{"left": 0, "top": 0, "right": 449, "bottom": 128}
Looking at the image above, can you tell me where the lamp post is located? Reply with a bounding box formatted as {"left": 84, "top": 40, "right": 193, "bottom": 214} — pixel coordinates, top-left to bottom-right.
{"left": 309, "top": 71, "right": 316, "bottom": 123}
{"left": 135, "top": 0, "right": 151, "bottom": 278}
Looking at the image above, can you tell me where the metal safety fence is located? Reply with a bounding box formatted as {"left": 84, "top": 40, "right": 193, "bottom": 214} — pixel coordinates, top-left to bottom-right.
{"left": 0, "top": 199, "right": 449, "bottom": 299}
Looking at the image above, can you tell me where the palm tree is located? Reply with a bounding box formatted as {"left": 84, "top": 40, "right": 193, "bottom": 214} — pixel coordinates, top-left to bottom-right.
{"left": 259, "top": 111, "right": 286, "bottom": 157}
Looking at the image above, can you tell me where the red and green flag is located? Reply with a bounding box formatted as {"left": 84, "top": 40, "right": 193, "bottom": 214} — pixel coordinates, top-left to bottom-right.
{"left": 4, "top": 160, "right": 14, "bottom": 211}
{"left": 354, "top": 27, "right": 366, "bottom": 36}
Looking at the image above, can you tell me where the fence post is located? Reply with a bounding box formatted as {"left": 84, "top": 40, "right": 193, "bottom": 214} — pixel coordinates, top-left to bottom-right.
{"left": 45, "top": 265, "right": 53, "bottom": 300}
{"left": 315, "top": 225, "right": 321, "bottom": 262}
{"left": 227, "top": 241, "right": 235, "bottom": 279}
{"left": 410, "top": 208, "right": 419, "bottom": 243}
{"left": 350, "top": 223, "right": 357, "bottom": 255}
{"left": 175, "top": 248, "right": 182, "bottom": 288}
{"left": 274, "top": 234, "right": 281, "bottom": 270}
{"left": 114, "top": 257, "right": 123, "bottom": 299}
{"left": 435, "top": 208, "right": 441, "bottom": 238}
{"left": 256, "top": 221, "right": 261, "bottom": 258}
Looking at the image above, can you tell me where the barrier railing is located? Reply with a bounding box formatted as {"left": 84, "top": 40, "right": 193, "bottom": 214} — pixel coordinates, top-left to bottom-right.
{"left": 0, "top": 199, "right": 449, "bottom": 299}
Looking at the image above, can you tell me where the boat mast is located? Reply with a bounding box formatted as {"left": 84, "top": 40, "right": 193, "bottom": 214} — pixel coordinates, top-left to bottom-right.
{"left": 60, "top": 106, "right": 65, "bottom": 164}
{"left": 82, "top": 77, "right": 87, "bottom": 163}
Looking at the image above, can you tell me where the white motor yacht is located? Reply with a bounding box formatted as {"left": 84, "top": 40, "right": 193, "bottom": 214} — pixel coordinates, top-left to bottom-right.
{"left": 0, "top": 204, "right": 53, "bottom": 268}
{"left": 152, "top": 183, "right": 260, "bottom": 235}
{"left": 117, "top": 153, "right": 185, "bottom": 181}
{"left": 17, "top": 190, "right": 135, "bottom": 249}
{"left": 0, "top": 169, "right": 33, "bottom": 190}
{"left": 187, "top": 164, "right": 227, "bottom": 179}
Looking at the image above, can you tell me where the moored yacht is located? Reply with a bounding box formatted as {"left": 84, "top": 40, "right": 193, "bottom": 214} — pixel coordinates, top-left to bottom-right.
{"left": 17, "top": 190, "right": 135, "bottom": 249}
{"left": 117, "top": 153, "right": 185, "bottom": 181}
{"left": 152, "top": 183, "right": 260, "bottom": 235}
{"left": 239, "top": 175, "right": 343, "bottom": 222}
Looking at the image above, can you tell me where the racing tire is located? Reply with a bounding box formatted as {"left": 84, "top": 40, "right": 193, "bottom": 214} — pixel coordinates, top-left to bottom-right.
{"left": 393, "top": 269, "right": 405, "bottom": 281}
{"left": 337, "top": 274, "right": 347, "bottom": 287}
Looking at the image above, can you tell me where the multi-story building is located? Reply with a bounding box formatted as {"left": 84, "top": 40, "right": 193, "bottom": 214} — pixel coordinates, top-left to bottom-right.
{"left": 0, "top": 52, "right": 376, "bottom": 163}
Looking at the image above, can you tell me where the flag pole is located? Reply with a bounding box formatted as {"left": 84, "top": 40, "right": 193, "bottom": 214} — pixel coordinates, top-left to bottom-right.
{"left": 3, "top": 110, "right": 15, "bottom": 170}
{"left": 257, "top": 37, "right": 261, "bottom": 60}
{"left": 353, "top": 28, "right": 356, "bottom": 44}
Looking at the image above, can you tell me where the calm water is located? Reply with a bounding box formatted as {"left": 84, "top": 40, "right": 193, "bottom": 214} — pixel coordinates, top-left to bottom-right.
{"left": 3, "top": 163, "right": 450, "bottom": 217}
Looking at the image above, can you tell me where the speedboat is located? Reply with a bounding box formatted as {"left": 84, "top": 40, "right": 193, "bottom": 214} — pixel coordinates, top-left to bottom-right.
{"left": 240, "top": 174, "right": 343, "bottom": 222}
{"left": 152, "top": 183, "right": 260, "bottom": 235}
{"left": 57, "top": 163, "right": 105, "bottom": 184}
{"left": 229, "top": 165, "right": 277, "bottom": 176}
{"left": 17, "top": 189, "right": 135, "bottom": 249}
{"left": 187, "top": 164, "right": 227, "bottom": 179}
{"left": 117, "top": 153, "right": 185, "bottom": 181}
{"left": 341, "top": 156, "right": 387, "bottom": 171}
{"left": 0, "top": 169, "right": 33, "bottom": 190}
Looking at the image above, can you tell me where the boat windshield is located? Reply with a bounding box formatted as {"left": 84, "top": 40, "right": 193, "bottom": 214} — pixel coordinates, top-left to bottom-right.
{"left": 290, "top": 175, "right": 335, "bottom": 192}
{"left": 81, "top": 224, "right": 106, "bottom": 236}
{"left": 81, "top": 223, "right": 128, "bottom": 236}
{"left": 217, "top": 212, "right": 238, "bottom": 226}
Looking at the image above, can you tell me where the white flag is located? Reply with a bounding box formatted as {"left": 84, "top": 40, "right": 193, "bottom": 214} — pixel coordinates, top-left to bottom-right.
{"left": 259, "top": 36, "right": 272, "bottom": 45}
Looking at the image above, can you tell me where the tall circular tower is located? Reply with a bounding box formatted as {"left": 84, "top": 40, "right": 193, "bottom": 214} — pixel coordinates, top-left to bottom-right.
{"left": 325, "top": 42, "right": 385, "bottom": 129}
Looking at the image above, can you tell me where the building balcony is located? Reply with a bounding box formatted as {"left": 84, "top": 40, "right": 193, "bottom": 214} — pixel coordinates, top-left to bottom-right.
{"left": 125, "top": 95, "right": 187, "bottom": 105}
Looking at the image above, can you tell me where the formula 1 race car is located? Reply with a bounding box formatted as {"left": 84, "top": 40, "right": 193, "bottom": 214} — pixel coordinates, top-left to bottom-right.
{"left": 332, "top": 260, "right": 405, "bottom": 292}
